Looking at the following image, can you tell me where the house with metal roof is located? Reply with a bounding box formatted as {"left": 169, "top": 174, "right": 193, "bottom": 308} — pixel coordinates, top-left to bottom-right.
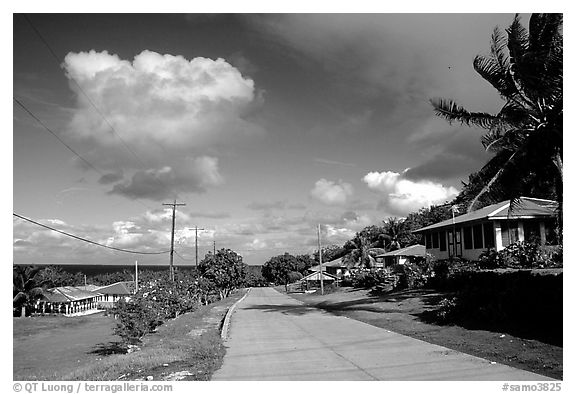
{"left": 376, "top": 244, "right": 426, "bottom": 267}
{"left": 35, "top": 286, "right": 104, "bottom": 316}
{"left": 308, "top": 257, "right": 351, "bottom": 278}
{"left": 412, "top": 197, "right": 559, "bottom": 261}
{"left": 95, "top": 281, "right": 135, "bottom": 308}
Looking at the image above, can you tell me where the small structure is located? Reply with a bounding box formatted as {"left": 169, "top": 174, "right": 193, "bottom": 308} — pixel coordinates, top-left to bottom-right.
{"left": 413, "top": 197, "right": 559, "bottom": 261}
{"left": 377, "top": 244, "right": 426, "bottom": 267}
{"left": 95, "top": 281, "right": 135, "bottom": 309}
{"left": 300, "top": 271, "right": 338, "bottom": 289}
{"left": 35, "top": 286, "right": 103, "bottom": 316}
{"left": 308, "top": 257, "right": 350, "bottom": 278}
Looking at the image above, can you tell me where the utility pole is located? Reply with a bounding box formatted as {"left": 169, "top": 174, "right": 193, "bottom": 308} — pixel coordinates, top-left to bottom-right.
{"left": 135, "top": 260, "right": 139, "bottom": 293}
{"left": 187, "top": 226, "right": 205, "bottom": 270}
{"left": 163, "top": 200, "right": 186, "bottom": 281}
{"left": 213, "top": 240, "right": 216, "bottom": 255}
{"left": 317, "top": 223, "right": 324, "bottom": 295}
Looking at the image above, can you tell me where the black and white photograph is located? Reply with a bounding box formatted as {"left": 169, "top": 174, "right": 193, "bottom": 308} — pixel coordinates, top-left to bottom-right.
{"left": 11, "top": 5, "right": 566, "bottom": 390}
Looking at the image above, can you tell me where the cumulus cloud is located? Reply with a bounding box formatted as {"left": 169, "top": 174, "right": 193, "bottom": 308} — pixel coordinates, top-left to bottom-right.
{"left": 63, "top": 50, "right": 257, "bottom": 148}
{"left": 311, "top": 179, "right": 353, "bottom": 206}
{"left": 363, "top": 170, "right": 458, "bottom": 216}
{"left": 109, "top": 156, "right": 223, "bottom": 200}
{"left": 61, "top": 49, "right": 261, "bottom": 200}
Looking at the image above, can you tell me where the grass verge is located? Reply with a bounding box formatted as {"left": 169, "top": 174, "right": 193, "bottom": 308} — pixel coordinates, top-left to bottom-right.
{"left": 286, "top": 286, "right": 562, "bottom": 380}
{"left": 15, "top": 289, "right": 247, "bottom": 381}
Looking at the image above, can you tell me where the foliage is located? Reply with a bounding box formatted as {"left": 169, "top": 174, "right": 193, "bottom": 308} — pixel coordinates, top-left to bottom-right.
{"left": 243, "top": 271, "right": 268, "bottom": 288}
{"left": 113, "top": 276, "right": 198, "bottom": 345}
{"left": 36, "top": 266, "right": 86, "bottom": 287}
{"left": 341, "top": 225, "right": 388, "bottom": 269}
{"left": 261, "top": 253, "right": 309, "bottom": 286}
{"left": 13, "top": 265, "right": 48, "bottom": 317}
{"left": 198, "top": 249, "right": 247, "bottom": 300}
{"left": 313, "top": 245, "right": 347, "bottom": 264}
{"left": 431, "top": 14, "right": 563, "bottom": 220}
{"left": 478, "top": 242, "right": 563, "bottom": 269}
{"left": 350, "top": 269, "right": 398, "bottom": 290}
{"left": 287, "top": 271, "right": 303, "bottom": 284}
{"left": 431, "top": 270, "right": 562, "bottom": 345}
{"left": 402, "top": 205, "right": 453, "bottom": 245}
{"left": 391, "top": 262, "right": 428, "bottom": 289}
{"left": 90, "top": 270, "right": 134, "bottom": 286}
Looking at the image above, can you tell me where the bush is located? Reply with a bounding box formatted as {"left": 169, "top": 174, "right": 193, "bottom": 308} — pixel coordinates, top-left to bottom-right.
{"left": 114, "top": 277, "right": 199, "bottom": 346}
{"left": 350, "top": 269, "right": 399, "bottom": 293}
{"left": 478, "top": 242, "right": 563, "bottom": 269}
{"left": 434, "top": 297, "right": 460, "bottom": 324}
{"left": 392, "top": 262, "right": 427, "bottom": 289}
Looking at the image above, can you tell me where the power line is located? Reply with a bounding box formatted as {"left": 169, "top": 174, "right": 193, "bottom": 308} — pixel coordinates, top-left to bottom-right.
{"left": 14, "top": 97, "right": 156, "bottom": 212}
{"left": 13, "top": 213, "right": 170, "bottom": 255}
{"left": 14, "top": 97, "right": 104, "bottom": 176}
{"left": 21, "top": 14, "right": 180, "bottom": 201}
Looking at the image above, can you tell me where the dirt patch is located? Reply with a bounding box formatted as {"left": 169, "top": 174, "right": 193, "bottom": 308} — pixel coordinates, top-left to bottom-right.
{"left": 288, "top": 287, "right": 562, "bottom": 380}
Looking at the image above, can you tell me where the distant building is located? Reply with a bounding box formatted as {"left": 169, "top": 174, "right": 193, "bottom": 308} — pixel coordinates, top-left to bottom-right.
{"left": 413, "top": 197, "right": 559, "bottom": 261}
{"left": 308, "top": 257, "right": 350, "bottom": 278}
{"left": 300, "top": 271, "right": 338, "bottom": 289}
{"left": 95, "top": 281, "right": 135, "bottom": 309}
{"left": 377, "top": 244, "right": 426, "bottom": 267}
{"left": 35, "top": 286, "right": 103, "bottom": 316}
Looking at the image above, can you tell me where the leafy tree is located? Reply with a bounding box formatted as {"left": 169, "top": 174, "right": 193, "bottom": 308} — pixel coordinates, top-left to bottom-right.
{"left": 198, "top": 248, "right": 247, "bottom": 300}
{"left": 261, "top": 253, "right": 304, "bottom": 289}
{"left": 313, "top": 244, "right": 348, "bottom": 263}
{"left": 36, "top": 266, "right": 85, "bottom": 287}
{"left": 431, "top": 14, "right": 562, "bottom": 221}
{"left": 402, "top": 205, "right": 453, "bottom": 245}
{"left": 13, "top": 266, "right": 48, "bottom": 317}
{"left": 381, "top": 217, "right": 412, "bottom": 251}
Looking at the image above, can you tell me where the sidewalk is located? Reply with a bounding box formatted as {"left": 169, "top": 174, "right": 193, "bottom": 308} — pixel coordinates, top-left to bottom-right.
{"left": 213, "top": 287, "right": 553, "bottom": 381}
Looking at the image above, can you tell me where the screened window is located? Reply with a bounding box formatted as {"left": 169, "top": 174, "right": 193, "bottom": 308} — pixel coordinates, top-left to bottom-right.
{"left": 432, "top": 232, "right": 439, "bottom": 249}
{"left": 483, "top": 223, "right": 495, "bottom": 248}
{"left": 439, "top": 230, "right": 446, "bottom": 251}
{"left": 463, "top": 226, "right": 473, "bottom": 249}
{"left": 426, "top": 233, "right": 432, "bottom": 248}
{"left": 473, "top": 224, "right": 484, "bottom": 249}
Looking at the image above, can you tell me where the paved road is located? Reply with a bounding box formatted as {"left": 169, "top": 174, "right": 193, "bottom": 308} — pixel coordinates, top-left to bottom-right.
{"left": 213, "top": 287, "right": 550, "bottom": 381}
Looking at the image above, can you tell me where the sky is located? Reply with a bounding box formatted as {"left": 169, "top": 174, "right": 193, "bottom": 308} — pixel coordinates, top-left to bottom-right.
{"left": 13, "top": 12, "right": 539, "bottom": 266}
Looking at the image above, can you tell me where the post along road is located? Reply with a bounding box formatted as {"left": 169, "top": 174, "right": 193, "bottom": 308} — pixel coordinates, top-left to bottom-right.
{"left": 213, "top": 287, "right": 550, "bottom": 381}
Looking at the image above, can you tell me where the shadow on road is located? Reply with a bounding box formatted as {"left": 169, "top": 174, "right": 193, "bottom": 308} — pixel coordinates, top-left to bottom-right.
{"left": 241, "top": 304, "right": 324, "bottom": 316}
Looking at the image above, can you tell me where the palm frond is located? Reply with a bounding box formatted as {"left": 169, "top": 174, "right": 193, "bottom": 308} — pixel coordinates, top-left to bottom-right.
{"left": 430, "top": 98, "right": 497, "bottom": 129}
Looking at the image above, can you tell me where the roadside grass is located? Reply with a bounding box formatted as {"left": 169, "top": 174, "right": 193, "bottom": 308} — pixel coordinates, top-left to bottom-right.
{"left": 286, "top": 286, "right": 562, "bottom": 380}
{"left": 14, "top": 289, "right": 247, "bottom": 381}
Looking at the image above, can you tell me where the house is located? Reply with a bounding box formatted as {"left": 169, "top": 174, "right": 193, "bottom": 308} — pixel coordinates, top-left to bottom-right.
{"left": 377, "top": 244, "right": 426, "bottom": 267}
{"left": 95, "top": 281, "right": 135, "bottom": 309}
{"left": 412, "top": 197, "right": 559, "bottom": 261}
{"left": 35, "top": 286, "right": 104, "bottom": 316}
{"left": 308, "top": 257, "right": 350, "bottom": 278}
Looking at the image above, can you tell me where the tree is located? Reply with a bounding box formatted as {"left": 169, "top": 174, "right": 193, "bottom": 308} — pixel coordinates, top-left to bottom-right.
{"left": 431, "top": 14, "right": 562, "bottom": 220}
{"left": 341, "top": 226, "right": 387, "bottom": 269}
{"left": 313, "top": 244, "right": 348, "bottom": 264}
{"left": 13, "top": 265, "right": 47, "bottom": 317}
{"left": 198, "top": 248, "right": 247, "bottom": 300}
{"left": 36, "top": 266, "right": 84, "bottom": 288}
{"left": 402, "top": 205, "right": 453, "bottom": 245}
{"left": 261, "top": 253, "right": 305, "bottom": 289}
{"left": 381, "top": 217, "right": 412, "bottom": 251}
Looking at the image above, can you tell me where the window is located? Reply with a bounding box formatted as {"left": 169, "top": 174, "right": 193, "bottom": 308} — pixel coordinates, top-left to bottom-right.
{"left": 439, "top": 230, "right": 446, "bottom": 251}
{"left": 483, "top": 223, "right": 495, "bottom": 248}
{"left": 524, "top": 221, "right": 541, "bottom": 243}
{"left": 501, "top": 221, "right": 518, "bottom": 247}
{"left": 426, "top": 233, "right": 432, "bottom": 248}
{"left": 473, "top": 224, "right": 484, "bottom": 249}
{"left": 432, "top": 232, "right": 439, "bottom": 249}
{"left": 463, "top": 226, "right": 473, "bottom": 249}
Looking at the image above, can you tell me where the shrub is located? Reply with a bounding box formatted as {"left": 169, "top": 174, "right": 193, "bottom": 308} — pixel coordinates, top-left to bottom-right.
{"left": 434, "top": 297, "right": 460, "bottom": 324}
{"left": 478, "top": 242, "right": 563, "bottom": 269}
{"left": 392, "top": 262, "right": 427, "bottom": 289}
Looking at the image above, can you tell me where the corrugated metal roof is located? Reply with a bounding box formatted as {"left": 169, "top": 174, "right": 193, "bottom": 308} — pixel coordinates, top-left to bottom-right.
{"left": 309, "top": 257, "right": 347, "bottom": 272}
{"left": 95, "top": 281, "right": 135, "bottom": 295}
{"left": 413, "top": 197, "right": 557, "bottom": 233}
{"left": 41, "top": 286, "right": 101, "bottom": 303}
{"left": 377, "top": 244, "right": 426, "bottom": 257}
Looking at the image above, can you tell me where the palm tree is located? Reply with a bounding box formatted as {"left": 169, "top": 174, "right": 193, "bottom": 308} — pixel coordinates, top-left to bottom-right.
{"left": 341, "top": 226, "right": 387, "bottom": 269}
{"left": 13, "top": 265, "right": 47, "bottom": 317}
{"left": 431, "top": 14, "right": 562, "bottom": 219}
